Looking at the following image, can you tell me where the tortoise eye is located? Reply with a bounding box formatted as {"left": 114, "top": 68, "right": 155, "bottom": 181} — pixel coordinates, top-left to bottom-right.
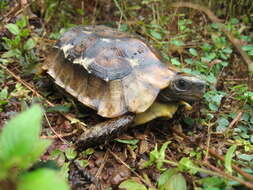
{"left": 176, "top": 79, "right": 189, "bottom": 90}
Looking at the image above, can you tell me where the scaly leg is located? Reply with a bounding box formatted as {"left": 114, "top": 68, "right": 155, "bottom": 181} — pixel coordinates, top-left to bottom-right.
{"left": 76, "top": 114, "right": 135, "bottom": 151}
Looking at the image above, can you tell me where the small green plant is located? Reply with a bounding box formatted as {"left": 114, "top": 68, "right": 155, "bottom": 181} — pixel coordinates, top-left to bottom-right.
{"left": 119, "top": 168, "right": 187, "bottom": 190}
{"left": 0, "top": 105, "right": 70, "bottom": 190}
{"left": 120, "top": 142, "right": 244, "bottom": 190}
{"left": 2, "top": 16, "right": 38, "bottom": 69}
{"left": 0, "top": 0, "right": 8, "bottom": 14}
{"left": 0, "top": 83, "right": 31, "bottom": 112}
{"left": 142, "top": 141, "right": 171, "bottom": 171}
{"left": 203, "top": 90, "right": 227, "bottom": 111}
{"left": 0, "top": 87, "right": 9, "bottom": 112}
{"left": 230, "top": 84, "right": 253, "bottom": 105}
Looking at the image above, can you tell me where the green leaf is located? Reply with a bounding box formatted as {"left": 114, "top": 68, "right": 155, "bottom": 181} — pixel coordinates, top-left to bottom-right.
{"left": 83, "top": 148, "right": 94, "bottom": 156}
{"left": 6, "top": 23, "right": 20, "bottom": 35}
{"left": 229, "top": 18, "right": 239, "bottom": 25}
{"left": 16, "top": 16, "right": 28, "bottom": 28}
{"left": 178, "top": 157, "right": 198, "bottom": 174}
{"left": 216, "top": 118, "right": 229, "bottom": 132}
{"left": 224, "top": 145, "right": 237, "bottom": 174}
{"left": 1, "top": 49, "right": 19, "bottom": 58}
{"left": 150, "top": 30, "right": 162, "bottom": 40}
{"left": 17, "top": 168, "right": 70, "bottom": 190}
{"left": 248, "top": 50, "right": 253, "bottom": 56}
{"left": 115, "top": 139, "right": 139, "bottom": 145}
{"left": 142, "top": 141, "right": 171, "bottom": 170}
{"left": 237, "top": 154, "right": 253, "bottom": 161}
{"left": 158, "top": 168, "right": 178, "bottom": 190}
{"left": 0, "top": 105, "right": 51, "bottom": 172}
{"left": 206, "top": 74, "right": 217, "bottom": 84}
{"left": 46, "top": 104, "right": 71, "bottom": 113}
{"left": 20, "top": 28, "right": 30, "bottom": 37}
{"left": 24, "top": 38, "right": 36, "bottom": 50}
{"left": 119, "top": 179, "right": 147, "bottom": 190}
{"left": 184, "top": 58, "right": 193, "bottom": 65}
{"left": 171, "top": 40, "right": 185, "bottom": 46}
{"left": 164, "top": 173, "right": 187, "bottom": 190}
{"left": 200, "top": 176, "right": 226, "bottom": 188}
{"left": 201, "top": 43, "right": 212, "bottom": 52}
{"left": 211, "top": 23, "right": 219, "bottom": 29}
{"left": 171, "top": 58, "right": 181, "bottom": 65}
{"left": 119, "top": 24, "right": 128, "bottom": 32}
{"left": 242, "top": 44, "right": 253, "bottom": 51}
{"left": 189, "top": 48, "right": 198, "bottom": 56}
{"left": 65, "top": 147, "right": 77, "bottom": 160}
{"left": 222, "top": 48, "right": 232, "bottom": 54}
{"left": 0, "top": 87, "right": 8, "bottom": 100}
{"left": 208, "top": 103, "right": 218, "bottom": 111}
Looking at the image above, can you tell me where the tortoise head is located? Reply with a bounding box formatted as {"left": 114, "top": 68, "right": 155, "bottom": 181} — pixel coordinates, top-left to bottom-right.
{"left": 159, "top": 72, "right": 206, "bottom": 102}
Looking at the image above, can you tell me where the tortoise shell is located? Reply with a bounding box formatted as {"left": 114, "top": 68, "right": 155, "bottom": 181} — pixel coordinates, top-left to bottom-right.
{"left": 47, "top": 25, "right": 175, "bottom": 118}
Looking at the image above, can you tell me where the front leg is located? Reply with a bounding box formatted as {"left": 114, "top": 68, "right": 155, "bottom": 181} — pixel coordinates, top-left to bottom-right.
{"left": 76, "top": 114, "right": 135, "bottom": 151}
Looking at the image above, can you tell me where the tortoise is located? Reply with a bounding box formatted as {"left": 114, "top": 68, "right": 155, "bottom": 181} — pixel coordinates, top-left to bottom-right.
{"left": 45, "top": 25, "right": 206, "bottom": 150}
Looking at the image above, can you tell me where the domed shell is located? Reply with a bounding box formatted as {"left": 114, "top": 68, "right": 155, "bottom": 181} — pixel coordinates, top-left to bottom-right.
{"left": 47, "top": 25, "right": 175, "bottom": 118}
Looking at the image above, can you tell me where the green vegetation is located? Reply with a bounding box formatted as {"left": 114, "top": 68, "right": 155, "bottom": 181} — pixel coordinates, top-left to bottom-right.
{"left": 0, "top": 105, "right": 70, "bottom": 190}
{"left": 2, "top": 16, "right": 38, "bottom": 70}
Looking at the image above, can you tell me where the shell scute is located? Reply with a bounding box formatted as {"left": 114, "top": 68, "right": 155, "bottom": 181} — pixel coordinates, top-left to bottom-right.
{"left": 47, "top": 25, "right": 174, "bottom": 118}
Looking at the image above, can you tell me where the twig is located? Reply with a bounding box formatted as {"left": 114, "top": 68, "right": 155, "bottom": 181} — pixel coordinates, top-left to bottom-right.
{"left": 171, "top": 2, "right": 253, "bottom": 72}
{"left": 171, "top": 128, "right": 253, "bottom": 183}
{"left": 41, "top": 129, "right": 78, "bottom": 139}
{"left": 108, "top": 149, "right": 154, "bottom": 189}
{"left": 88, "top": 150, "right": 109, "bottom": 190}
{"left": 95, "top": 150, "right": 109, "bottom": 178}
{"left": 203, "top": 161, "right": 253, "bottom": 190}
{"left": 113, "top": 0, "right": 128, "bottom": 24}
{"left": 226, "top": 111, "right": 243, "bottom": 132}
{"left": 1, "top": 1, "right": 32, "bottom": 23}
{"left": 0, "top": 65, "right": 54, "bottom": 106}
{"left": 207, "top": 147, "right": 253, "bottom": 182}
{"left": 43, "top": 113, "right": 69, "bottom": 145}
